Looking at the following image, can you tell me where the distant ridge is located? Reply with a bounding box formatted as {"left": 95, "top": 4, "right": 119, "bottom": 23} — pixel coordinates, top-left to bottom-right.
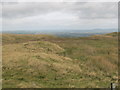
{"left": 2, "top": 29, "right": 117, "bottom": 37}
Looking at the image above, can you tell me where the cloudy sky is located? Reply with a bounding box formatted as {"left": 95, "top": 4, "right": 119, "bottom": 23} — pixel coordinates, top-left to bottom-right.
{"left": 1, "top": 1, "right": 118, "bottom": 31}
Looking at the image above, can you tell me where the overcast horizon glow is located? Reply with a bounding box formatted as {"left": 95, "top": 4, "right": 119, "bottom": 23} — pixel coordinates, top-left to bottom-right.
{"left": 1, "top": 2, "right": 118, "bottom": 31}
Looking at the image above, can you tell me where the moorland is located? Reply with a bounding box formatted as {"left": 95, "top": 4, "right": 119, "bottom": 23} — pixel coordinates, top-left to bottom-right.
{"left": 2, "top": 32, "right": 118, "bottom": 88}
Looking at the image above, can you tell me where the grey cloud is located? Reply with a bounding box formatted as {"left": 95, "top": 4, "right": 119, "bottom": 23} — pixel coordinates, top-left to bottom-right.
{"left": 64, "top": 2, "right": 118, "bottom": 19}
{"left": 1, "top": 2, "right": 118, "bottom": 19}
{"left": 2, "top": 2, "right": 63, "bottom": 18}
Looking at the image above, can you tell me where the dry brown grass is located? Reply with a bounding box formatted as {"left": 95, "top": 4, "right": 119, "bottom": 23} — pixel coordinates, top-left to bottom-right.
{"left": 2, "top": 33, "right": 118, "bottom": 88}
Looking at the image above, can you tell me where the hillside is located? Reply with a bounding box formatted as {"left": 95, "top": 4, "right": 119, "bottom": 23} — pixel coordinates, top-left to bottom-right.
{"left": 2, "top": 33, "right": 118, "bottom": 88}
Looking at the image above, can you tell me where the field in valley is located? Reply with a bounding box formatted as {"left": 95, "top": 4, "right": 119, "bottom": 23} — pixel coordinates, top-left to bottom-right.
{"left": 2, "top": 32, "right": 118, "bottom": 88}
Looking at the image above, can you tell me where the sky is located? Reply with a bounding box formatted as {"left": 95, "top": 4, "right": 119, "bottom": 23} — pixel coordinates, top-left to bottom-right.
{"left": 0, "top": 1, "right": 118, "bottom": 31}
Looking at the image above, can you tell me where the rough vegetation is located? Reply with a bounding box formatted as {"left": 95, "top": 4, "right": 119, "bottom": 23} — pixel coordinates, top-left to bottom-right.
{"left": 2, "top": 33, "right": 118, "bottom": 88}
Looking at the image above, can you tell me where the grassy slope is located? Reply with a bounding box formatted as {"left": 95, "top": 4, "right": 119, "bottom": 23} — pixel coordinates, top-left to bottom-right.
{"left": 2, "top": 33, "right": 118, "bottom": 88}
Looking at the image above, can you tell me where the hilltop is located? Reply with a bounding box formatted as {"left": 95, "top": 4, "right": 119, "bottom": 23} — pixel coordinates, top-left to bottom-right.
{"left": 2, "top": 32, "right": 118, "bottom": 88}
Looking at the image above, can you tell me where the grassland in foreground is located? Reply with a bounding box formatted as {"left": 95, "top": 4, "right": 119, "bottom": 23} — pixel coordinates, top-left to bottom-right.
{"left": 2, "top": 32, "right": 118, "bottom": 88}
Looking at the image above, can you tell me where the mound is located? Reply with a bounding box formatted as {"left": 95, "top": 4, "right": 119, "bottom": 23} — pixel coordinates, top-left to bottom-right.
{"left": 23, "top": 41, "right": 65, "bottom": 54}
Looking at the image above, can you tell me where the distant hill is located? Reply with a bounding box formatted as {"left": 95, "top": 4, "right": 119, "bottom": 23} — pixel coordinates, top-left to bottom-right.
{"left": 105, "top": 32, "right": 118, "bottom": 37}
{"left": 2, "top": 32, "right": 118, "bottom": 88}
{"left": 2, "top": 29, "right": 117, "bottom": 37}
